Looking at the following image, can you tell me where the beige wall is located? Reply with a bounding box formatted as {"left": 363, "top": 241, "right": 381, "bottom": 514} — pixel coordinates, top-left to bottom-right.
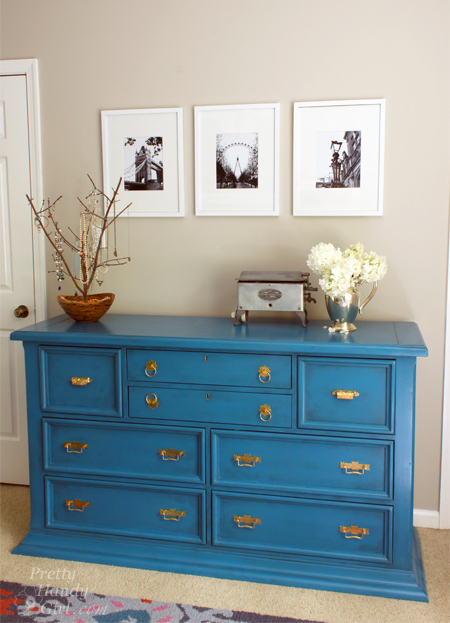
{"left": 1, "top": 0, "right": 449, "bottom": 512}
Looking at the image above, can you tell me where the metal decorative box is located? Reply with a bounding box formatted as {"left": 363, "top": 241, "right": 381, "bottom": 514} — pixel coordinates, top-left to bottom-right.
{"left": 232, "top": 271, "right": 317, "bottom": 325}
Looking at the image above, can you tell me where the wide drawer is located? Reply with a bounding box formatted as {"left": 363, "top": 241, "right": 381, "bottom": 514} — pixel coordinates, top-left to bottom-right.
{"left": 45, "top": 476, "right": 206, "bottom": 545}
{"left": 129, "top": 386, "right": 292, "bottom": 428}
{"left": 127, "top": 349, "right": 292, "bottom": 389}
{"left": 40, "top": 346, "right": 122, "bottom": 417}
{"left": 298, "top": 357, "right": 394, "bottom": 434}
{"left": 43, "top": 419, "right": 205, "bottom": 484}
{"left": 212, "top": 491, "right": 392, "bottom": 564}
{"left": 211, "top": 430, "right": 392, "bottom": 500}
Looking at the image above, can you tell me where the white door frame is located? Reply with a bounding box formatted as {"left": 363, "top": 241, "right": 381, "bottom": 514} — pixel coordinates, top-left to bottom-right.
{"left": 440, "top": 222, "right": 450, "bottom": 529}
{"left": 0, "top": 58, "right": 46, "bottom": 321}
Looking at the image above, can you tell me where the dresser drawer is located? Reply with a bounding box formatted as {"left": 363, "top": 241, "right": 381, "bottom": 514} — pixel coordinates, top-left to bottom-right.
{"left": 127, "top": 349, "right": 291, "bottom": 389}
{"left": 298, "top": 357, "right": 394, "bottom": 434}
{"left": 212, "top": 430, "right": 392, "bottom": 500}
{"left": 45, "top": 476, "right": 206, "bottom": 545}
{"left": 43, "top": 419, "right": 205, "bottom": 484}
{"left": 129, "top": 386, "right": 292, "bottom": 428}
{"left": 40, "top": 347, "right": 122, "bottom": 417}
{"left": 212, "top": 491, "right": 392, "bottom": 564}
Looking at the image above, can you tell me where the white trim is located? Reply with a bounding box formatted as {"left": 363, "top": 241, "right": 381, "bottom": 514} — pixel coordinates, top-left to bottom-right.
{"left": 440, "top": 217, "right": 450, "bottom": 529}
{"left": 413, "top": 509, "right": 440, "bottom": 529}
{"left": 0, "top": 59, "right": 45, "bottom": 321}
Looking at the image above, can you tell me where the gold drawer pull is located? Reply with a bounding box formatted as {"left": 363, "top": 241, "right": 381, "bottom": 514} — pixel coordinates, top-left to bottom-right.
{"left": 259, "top": 404, "right": 272, "bottom": 422}
{"left": 234, "top": 514, "right": 261, "bottom": 529}
{"left": 233, "top": 453, "right": 261, "bottom": 467}
{"left": 70, "top": 377, "right": 92, "bottom": 386}
{"left": 65, "top": 499, "right": 90, "bottom": 512}
{"left": 159, "top": 448, "right": 185, "bottom": 461}
{"left": 145, "top": 360, "right": 157, "bottom": 377}
{"left": 160, "top": 508, "right": 186, "bottom": 521}
{"left": 145, "top": 393, "right": 159, "bottom": 409}
{"left": 258, "top": 366, "right": 271, "bottom": 383}
{"left": 340, "top": 525, "right": 369, "bottom": 539}
{"left": 332, "top": 390, "right": 359, "bottom": 400}
{"left": 63, "top": 441, "right": 88, "bottom": 454}
{"left": 340, "top": 461, "right": 370, "bottom": 475}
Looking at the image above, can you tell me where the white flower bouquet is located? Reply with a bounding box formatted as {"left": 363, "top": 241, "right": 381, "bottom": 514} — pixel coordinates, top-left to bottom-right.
{"left": 307, "top": 242, "right": 387, "bottom": 299}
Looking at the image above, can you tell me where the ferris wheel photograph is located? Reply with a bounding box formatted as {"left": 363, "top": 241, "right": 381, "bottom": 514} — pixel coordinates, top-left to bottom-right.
{"left": 216, "top": 133, "right": 258, "bottom": 189}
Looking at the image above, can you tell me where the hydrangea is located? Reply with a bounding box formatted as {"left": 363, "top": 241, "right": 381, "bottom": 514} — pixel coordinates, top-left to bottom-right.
{"left": 307, "top": 242, "right": 387, "bottom": 298}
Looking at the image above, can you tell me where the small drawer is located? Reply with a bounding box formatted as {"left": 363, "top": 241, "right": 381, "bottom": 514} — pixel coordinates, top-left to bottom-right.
{"left": 43, "top": 419, "right": 205, "bottom": 485}
{"left": 129, "top": 386, "right": 292, "bottom": 428}
{"left": 127, "top": 349, "right": 291, "bottom": 389}
{"left": 40, "top": 347, "right": 122, "bottom": 417}
{"left": 212, "top": 430, "right": 392, "bottom": 500}
{"left": 212, "top": 491, "right": 392, "bottom": 564}
{"left": 45, "top": 476, "right": 206, "bottom": 545}
{"left": 298, "top": 357, "right": 394, "bottom": 434}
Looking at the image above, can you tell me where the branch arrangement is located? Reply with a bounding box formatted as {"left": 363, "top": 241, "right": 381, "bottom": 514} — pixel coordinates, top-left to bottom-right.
{"left": 27, "top": 176, "right": 131, "bottom": 302}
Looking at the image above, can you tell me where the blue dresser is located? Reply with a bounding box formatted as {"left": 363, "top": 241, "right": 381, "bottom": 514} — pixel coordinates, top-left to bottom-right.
{"left": 11, "top": 315, "right": 428, "bottom": 601}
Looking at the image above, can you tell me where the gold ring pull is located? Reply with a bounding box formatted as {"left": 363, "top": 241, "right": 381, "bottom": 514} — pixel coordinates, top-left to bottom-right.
{"left": 65, "top": 499, "right": 90, "bottom": 512}
{"left": 340, "top": 525, "right": 369, "bottom": 539}
{"left": 145, "top": 360, "right": 157, "bottom": 377}
{"left": 332, "top": 390, "right": 359, "bottom": 400}
{"left": 160, "top": 508, "right": 186, "bottom": 521}
{"left": 64, "top": 441, "right": 88, "bottom": 454}
{"left": 258, "top": 365, "right": 271, "bottom": 383}
{"left": 159, "top": 448, "right": 185, "bottom": 461}
{"left": 70, "top": 377, "right": 92, "bottom": 386}
{"left": 340, "top": 461, "right": 370, "bottom": 475}
{"left": 145, "top": 393, "right": 159, "bottom": 409}
{"left": 234, "top": 514, "right": 261, "bottom": 529}
{"left": 233, "top": 453, "right": 261, "bottom": 467}
{"left": 259, "top": 404, "right": 272, "bottom": 422}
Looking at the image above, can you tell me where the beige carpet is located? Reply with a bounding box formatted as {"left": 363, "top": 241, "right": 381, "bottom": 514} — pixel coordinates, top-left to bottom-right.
{"left": 1, "top": 484, "right": 448, "bottom": 623}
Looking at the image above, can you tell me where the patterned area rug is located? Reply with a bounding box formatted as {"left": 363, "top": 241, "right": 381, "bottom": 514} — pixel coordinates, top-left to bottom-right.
{"left": 1, "top": 580, "right": 324, "bottom": 623}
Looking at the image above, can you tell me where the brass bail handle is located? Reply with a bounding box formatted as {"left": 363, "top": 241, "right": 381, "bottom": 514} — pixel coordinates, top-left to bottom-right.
{"left": 332, "top": 390, "right": 359, "bottom": 400}
{"left": 234, "top": 514, "right": 261, "bottom": 529}
{"left": 65, "top": 499, "right": 90, "bottom": 512}
{"left": 70, "top": 377, "right": 92, "bottom": 386}
{"left": 340, "top": 525, "right": 369, "bottom": 539}
{"left": 64, "top": 441, "right": 88, "bottom": 454}
{"left": 359, "top": 281, "right": 378, "bottom": 315}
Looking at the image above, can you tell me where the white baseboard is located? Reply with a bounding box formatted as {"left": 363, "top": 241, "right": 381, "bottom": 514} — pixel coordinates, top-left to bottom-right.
{"left": 413, "top": 509, "right": 440, "bottom": 528}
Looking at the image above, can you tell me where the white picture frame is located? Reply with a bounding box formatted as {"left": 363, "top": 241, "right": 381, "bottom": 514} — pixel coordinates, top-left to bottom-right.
{"left": 293, "top": 99, "right": 385, "bottom": 216}
{"left": 101, "top": 108, "right": 184, "bottom": 217}
{"left": 195, "top": 104, "right": 280, "bottom": 216}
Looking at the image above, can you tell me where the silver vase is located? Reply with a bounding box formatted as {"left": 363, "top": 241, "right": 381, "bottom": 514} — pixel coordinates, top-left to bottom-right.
{"left": 325, "top": 282, "right": 378, "bottom": 332}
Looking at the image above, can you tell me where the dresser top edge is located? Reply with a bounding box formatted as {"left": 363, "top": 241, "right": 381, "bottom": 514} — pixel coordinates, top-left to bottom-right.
{"left": 10, "top": 315, "right": 428, "bottom": 357}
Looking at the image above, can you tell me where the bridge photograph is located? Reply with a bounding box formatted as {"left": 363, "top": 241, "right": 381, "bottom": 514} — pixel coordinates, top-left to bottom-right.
{"left": 123, "top": 136, "right": 164, "bottom": 191}
{"left": 216, "top": 133, "right": 258, "bottom": 189}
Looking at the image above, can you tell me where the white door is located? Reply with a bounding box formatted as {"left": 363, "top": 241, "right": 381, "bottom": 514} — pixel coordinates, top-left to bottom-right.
{"left": 0, "top": 60, "right": 44, "bottom": 484}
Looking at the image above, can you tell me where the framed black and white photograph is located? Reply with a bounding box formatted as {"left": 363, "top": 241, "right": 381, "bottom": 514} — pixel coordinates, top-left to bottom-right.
{"left": 293, "top": 100, "right": 385, "bottom": 216}
{"left": 101, "top": 108, "right": 184, "bottom": 217}
{"left": 195, "top": 104, "right": 279, "bottom": 216}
